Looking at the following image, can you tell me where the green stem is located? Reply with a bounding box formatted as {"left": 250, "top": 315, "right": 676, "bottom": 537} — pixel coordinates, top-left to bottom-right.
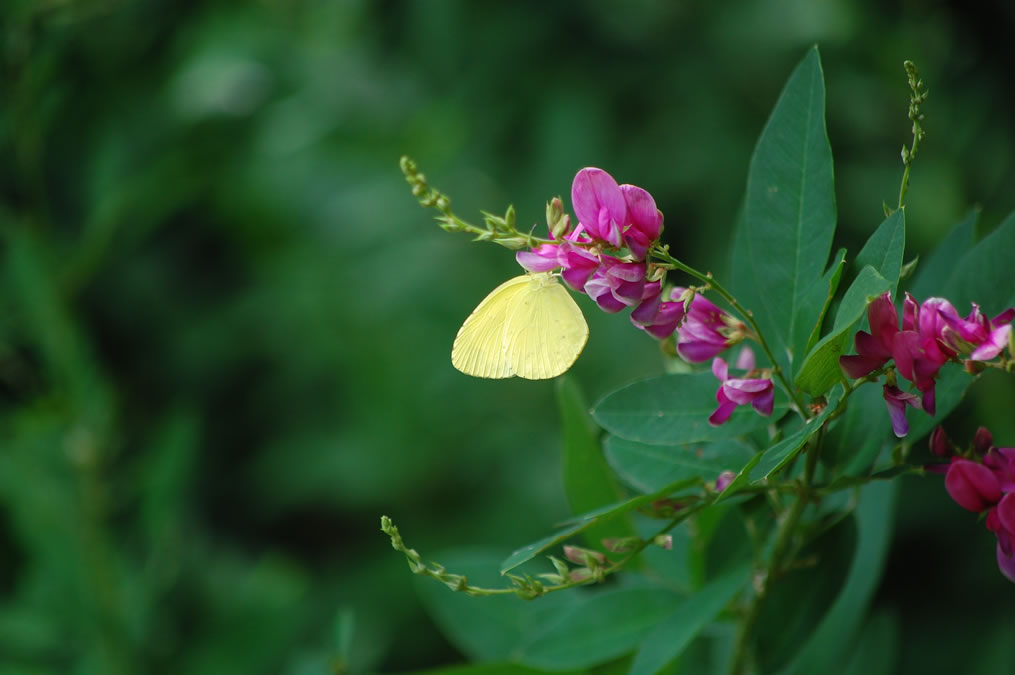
{"left": 727, "top": 427, "right": 824, "bottom": 675}
{"left": 649, "top": 245, "right": 810, "bottom": 418}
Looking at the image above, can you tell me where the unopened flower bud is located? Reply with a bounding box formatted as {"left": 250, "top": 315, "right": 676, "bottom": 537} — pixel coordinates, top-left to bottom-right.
{"left": 945, "top": 459, "right": 1002, "bottom": 512}
{"left": 546, "top": 197, "right": 565, "bottom": 232}
{"left": 974, "top": 427, "right": 994, "bottom": 455}
{"left": 653, "top": 535, "right": 673, "bottom": 550}
{"left": 563, "top": 545, "right": 607, "bottom": 566}
{"left": 435, "top": 195, "right": 451, "bottom": 211}
{"left": 715, "top": 470, "right": 736, "bottom": 492}
{"left": 929, "top": 427, "right": 951, "bottom": 457}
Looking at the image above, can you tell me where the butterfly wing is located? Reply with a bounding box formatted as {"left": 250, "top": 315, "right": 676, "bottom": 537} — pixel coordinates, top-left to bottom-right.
{"left": 505, "top": 275, "right": 589, "bottom": 380}
{"left": 451, "top": 275, "right": 532, "bottom": 378}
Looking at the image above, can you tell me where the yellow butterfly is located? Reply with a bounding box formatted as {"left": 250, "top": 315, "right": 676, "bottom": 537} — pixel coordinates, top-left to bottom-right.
{"left": 452, "top": 272, "right": 589, "bottom": 379}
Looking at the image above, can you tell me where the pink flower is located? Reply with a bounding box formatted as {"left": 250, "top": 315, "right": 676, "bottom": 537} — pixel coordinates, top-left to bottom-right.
{"left": 674, "top": 288, "right": 743, "bottom": 363}
{"left": 882, "top": 384, "right": 922, "bottom": 438}
{"left": 516, "top": 243, "right": 562, "bottom": 273}
{"left": 839, "top": 292, "right": 899, "bottom": 378}
{"left": 709, "top": 348, "right": 774, "bottom": 426}
{"left": 945, "top": 458, "right": 1002, "bottom": 512}
{"left": 557, "top": 239, "right": 601, "bottom": 291}
{"left": 619, "top": 184, "right": 662, "bottom": 260}
{"left": 584, "top": 257, "right": 646, "bottom": 313}
{"left": 631, "top": 282, "right": 685, "bottom": 339}
{"left": 987, "top": 497, "right": 1015, "bottom": 583}
{"left": 939, "top": 302, "right": 1015, "bottom": 361}
{"left": 572, "top": 168, "right": 628, "bottom": 248}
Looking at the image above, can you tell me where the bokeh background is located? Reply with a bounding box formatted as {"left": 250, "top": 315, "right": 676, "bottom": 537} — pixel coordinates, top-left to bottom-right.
{"left": 2, "top": 1, "right": 1014, "bottom": 673}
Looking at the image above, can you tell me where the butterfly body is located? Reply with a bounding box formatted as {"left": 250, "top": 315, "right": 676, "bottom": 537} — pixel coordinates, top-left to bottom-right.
{"left": 452, "top": 273, "right": 589, "bottom": 380}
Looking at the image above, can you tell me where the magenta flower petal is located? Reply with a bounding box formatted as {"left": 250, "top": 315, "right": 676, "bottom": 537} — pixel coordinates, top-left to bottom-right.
{"left": 970, "top": 324, "right": 1011, "bottom": 361}
{"left": 620, "top": 184, "right": 662, "bottom": 259}
{"left": 631, "top": 284, "right": 685, "bottom": 340}
{"left": 993, "top": 308, "right": 1015, "bottom": 325}
{"left": 945, "top": 459, "right": 1002, "bottom": 512}
{"left": 516, "top": 244, "right": 561, "bottom": 272}
{"left": 853, "top": 330, "right": 891, "bottom": 360}
{"left": 870, "top": 292, "right": 900, "bottom": 346}
{"left": 585, "top": 273, "right": 627, "bottom": 313}
{"left": 997, "top": 542, "right": 1015, "bottom": 583}
{"left": 839, "top": 354, "right": 886, "bottom": 379}
{"left": 712, "top": 357, "right": 729, "bottom": 382}
{"left": 734, "top": 346, "right": 755, "bottom": 371}
{"left": 678, "top": 340, "right": 730, "bottom": 363}
{"left": 751, "top": 384, "right": 775, "bottom": 416}
{"left": 883, "top": 384, "right": 921, "bottom": 438}
{"left": 708, "top": 393, "right": 738, "bottom": 426}
{"left": 996, "top": 493, "right": 1015, "bottom": 537}
{"left": 572, "top": 168, "right": 627, "bottom": 246}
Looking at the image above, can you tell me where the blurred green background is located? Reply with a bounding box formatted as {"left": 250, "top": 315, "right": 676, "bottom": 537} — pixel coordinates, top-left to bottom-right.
{"left": 2, "top": 1, "right": 1014, "bottom": 673}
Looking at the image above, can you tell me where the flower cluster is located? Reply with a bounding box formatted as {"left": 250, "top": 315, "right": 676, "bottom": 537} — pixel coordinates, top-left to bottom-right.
{"left": 516, "top": 167, "right": 685, "bottom": 339}
{"left": 840, "top": 292, "right": 1014, "bottom": 437}
{"left": 517, "top": 167, "right": 769, "bottom": 424}
{"left": 935, "top": 427, "right": 1015, "bottom": 583}
{"left": 709, "top": 347, "right": 774, "bottom": 425}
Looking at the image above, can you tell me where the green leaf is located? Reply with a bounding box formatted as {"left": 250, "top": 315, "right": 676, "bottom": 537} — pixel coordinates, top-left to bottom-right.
{"left": 591, "top": 373, "right": 788, "bottom": 446}
{"left": 729, "top": 46, "right": 836, "bottom": 378}
{"left": 908, "top": 208, "right": 977, "bottom": 300}
{"left": 780, "top": 480, "right": 897, "bottom": 674}
{"left": 604, "top": 438, "right": 755, "bottom": 494}
{"left": 822, "top": 382, "right": 889, "bottom": 477}
{"left": 854, "top": 209, "right": 906, "bottom": 294}
{"left": 557, "top": 377, "right": 634, "bottom": 546}
{"left": 754, "top": 515, "right": 857, "bottom": 673}
{"left": 795, "top": 267, "right": 891, "bottom": 397}
{"left": 413, "top": 664, "right": 583, "bottom": 675}
{"left": 941, "top": 209, "right": 1015, "bottom": 312}
{"left": 750, "top": 385, "right": 841, "bottom": 480}
{"left": 840, "top": 611, "right": 900, "bottom": 675}
{"left": 802, "top": 248, "right": 846, "bottom": 357}
{"left": 517, "top": 587, "right": 683, "bottom": 670}
{"left": 628, "top": 564, "right": 750, "bottom": 675}
{"left": 499, "top": 477, "right": 701, "bottom": 574}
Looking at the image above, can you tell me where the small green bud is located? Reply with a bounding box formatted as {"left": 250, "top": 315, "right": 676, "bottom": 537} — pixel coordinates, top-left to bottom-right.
{"left": 548, "top": 555, "right": 570, "bottom": 578}
{"left": 435, "top": 195, "right": 451, "bottom": 212}
{"left": 412, "top": 183, "right": 427, "bottom": 198}
{"left": 504, "top": 204, "right": 516, "bottom": 230}
{"left": 493, "top": 236, "right": 527, "bottom": 250}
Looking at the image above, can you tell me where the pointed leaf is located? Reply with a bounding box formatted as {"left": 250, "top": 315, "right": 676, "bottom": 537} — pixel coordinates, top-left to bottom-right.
{"left": 517, "top": 587, "right": 683, "bottom": 670}
{"left": 557, "top": 377, "right": 635, "bottom": 545}
{"left": 629, "top": 564, "right": 750, "bottom": 675}
{"left": 781, "top": 481, "right": 897, "bottom": 674}
{"left": 802, "top": 248, "right": 847, "bottom": 357}
{"left": 908, "top": 209, "right": 977, "bottom": 300}
{"left": 796, "top": 267, "right": 892, "bottom": 397}
{"left": 604, "top": 438, "right": 755, "bottom": 494}
{"left": 750, "top": 385, "right": 841, "bottom": 480}
{"left": 730, "top": 46, "right": 836, "bottom": 377}
{"left": 592, "top": 373, "right": 789, "bottom": 446}
{"left": 942, "top": 209, "right": 1015, "bottom": 312}
{"left": 855, "top": 209, "right": 906, "bottom": 294}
